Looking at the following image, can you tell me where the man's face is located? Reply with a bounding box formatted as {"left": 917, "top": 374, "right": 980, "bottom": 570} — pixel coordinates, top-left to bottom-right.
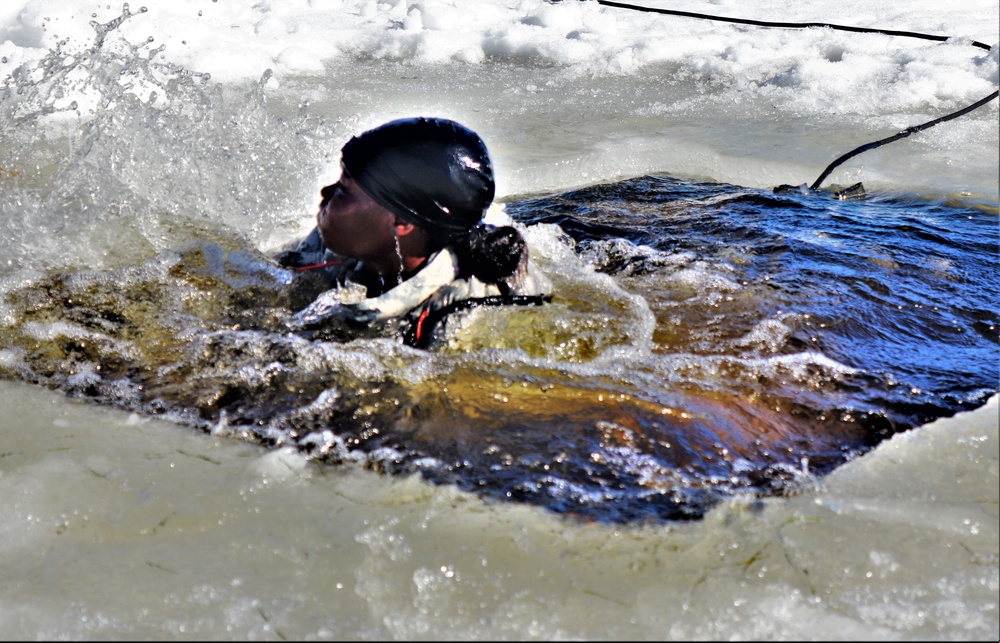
{"left": 316, "top": 171, "right": 397, "bottom": 262}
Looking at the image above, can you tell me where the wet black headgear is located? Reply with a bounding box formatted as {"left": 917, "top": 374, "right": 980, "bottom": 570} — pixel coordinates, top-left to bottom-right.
{"left": 340, "top": 117, "right": 495, "bottom": 238}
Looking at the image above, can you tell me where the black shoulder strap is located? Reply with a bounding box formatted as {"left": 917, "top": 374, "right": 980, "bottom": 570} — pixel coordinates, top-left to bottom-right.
{"left": 403, "top": 294, "right": 552, "bottom": 349}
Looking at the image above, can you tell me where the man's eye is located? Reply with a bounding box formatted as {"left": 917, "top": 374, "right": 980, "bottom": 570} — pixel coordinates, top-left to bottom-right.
{"left": 322, "top": 182, "right": 346, "bottom": 201}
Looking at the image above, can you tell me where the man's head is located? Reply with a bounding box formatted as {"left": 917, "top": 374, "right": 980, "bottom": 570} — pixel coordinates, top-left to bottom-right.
{"left": 340, "top": 117, "right": 495, "bottom": 238}
{"left": 316, "top": 117, "right": 496, "bottom": 280}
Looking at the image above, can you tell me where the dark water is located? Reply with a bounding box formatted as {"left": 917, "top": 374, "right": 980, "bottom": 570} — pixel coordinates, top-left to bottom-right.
{"left": 507, "top": 176, "right": 1000, "bottom": 420}
{"left": 1, "top": 172, "right": 996, "bottom": 523}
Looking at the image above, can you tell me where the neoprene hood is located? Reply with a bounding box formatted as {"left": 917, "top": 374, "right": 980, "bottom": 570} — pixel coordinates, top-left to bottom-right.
{"left": 340, "top": 117, "right": 495, "bottom": 238}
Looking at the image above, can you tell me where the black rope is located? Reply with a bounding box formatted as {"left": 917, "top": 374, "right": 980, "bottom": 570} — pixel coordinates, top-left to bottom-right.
{"left": 594, "top": 1, "right": 993, "bottom": 51}
{"left": 810, "top": 90, "right": 1000, "bottom": 191}
{"left": 592, "top": 0, "right": 999, "bottom": 191}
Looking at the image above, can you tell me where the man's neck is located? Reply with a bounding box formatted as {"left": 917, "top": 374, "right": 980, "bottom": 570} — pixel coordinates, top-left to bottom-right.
{"left": 360, "top": 252, "right": 431, "bottom": 297}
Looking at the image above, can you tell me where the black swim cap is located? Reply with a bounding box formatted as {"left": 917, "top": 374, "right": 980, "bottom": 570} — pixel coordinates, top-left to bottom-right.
{"left": 340, "top": 117, "right": 495, "bottom": 238}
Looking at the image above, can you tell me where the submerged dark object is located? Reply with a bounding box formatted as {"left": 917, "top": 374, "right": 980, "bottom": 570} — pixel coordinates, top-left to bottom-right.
{"left": 773, "top": 181, "right": 866, "bottom": 201}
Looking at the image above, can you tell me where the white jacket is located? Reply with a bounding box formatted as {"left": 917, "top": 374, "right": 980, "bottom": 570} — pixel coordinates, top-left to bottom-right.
{"left": 277, "top": 228, "right": 550, "bottom": 347}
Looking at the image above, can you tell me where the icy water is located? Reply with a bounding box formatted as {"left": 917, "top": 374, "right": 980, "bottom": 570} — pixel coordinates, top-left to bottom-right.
{"left": 1, "top": 2, "right": 998, "bottom": 639}
{"left": 1, "top": 173, "right": 996, "bottom": 523}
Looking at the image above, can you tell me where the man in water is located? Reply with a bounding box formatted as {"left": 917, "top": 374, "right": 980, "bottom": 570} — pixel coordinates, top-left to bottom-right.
{"left": 276, "top": 117, "right": 549, "bottom": 347}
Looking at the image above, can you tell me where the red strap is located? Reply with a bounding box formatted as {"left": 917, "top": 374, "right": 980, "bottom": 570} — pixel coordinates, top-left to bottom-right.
{"left": 414, "top": 307, "right": 431, "bottom": 344}
{"left": 294, "top": 260, "right": 343, "bottom": 271}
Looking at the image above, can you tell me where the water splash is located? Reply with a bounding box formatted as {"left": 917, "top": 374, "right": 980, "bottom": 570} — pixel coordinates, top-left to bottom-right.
{"left": 0, "top": 4, "right": 336, "bottom": 273}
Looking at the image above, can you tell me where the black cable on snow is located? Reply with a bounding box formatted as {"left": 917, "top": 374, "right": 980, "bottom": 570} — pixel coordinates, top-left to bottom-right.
{"left": 589, "top": 0, "right": 998, "bottom": 191}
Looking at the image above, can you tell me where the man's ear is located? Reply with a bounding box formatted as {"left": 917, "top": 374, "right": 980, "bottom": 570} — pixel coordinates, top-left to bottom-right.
{"left": 393, "top": 218, "right": 416, "bottom": 236}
